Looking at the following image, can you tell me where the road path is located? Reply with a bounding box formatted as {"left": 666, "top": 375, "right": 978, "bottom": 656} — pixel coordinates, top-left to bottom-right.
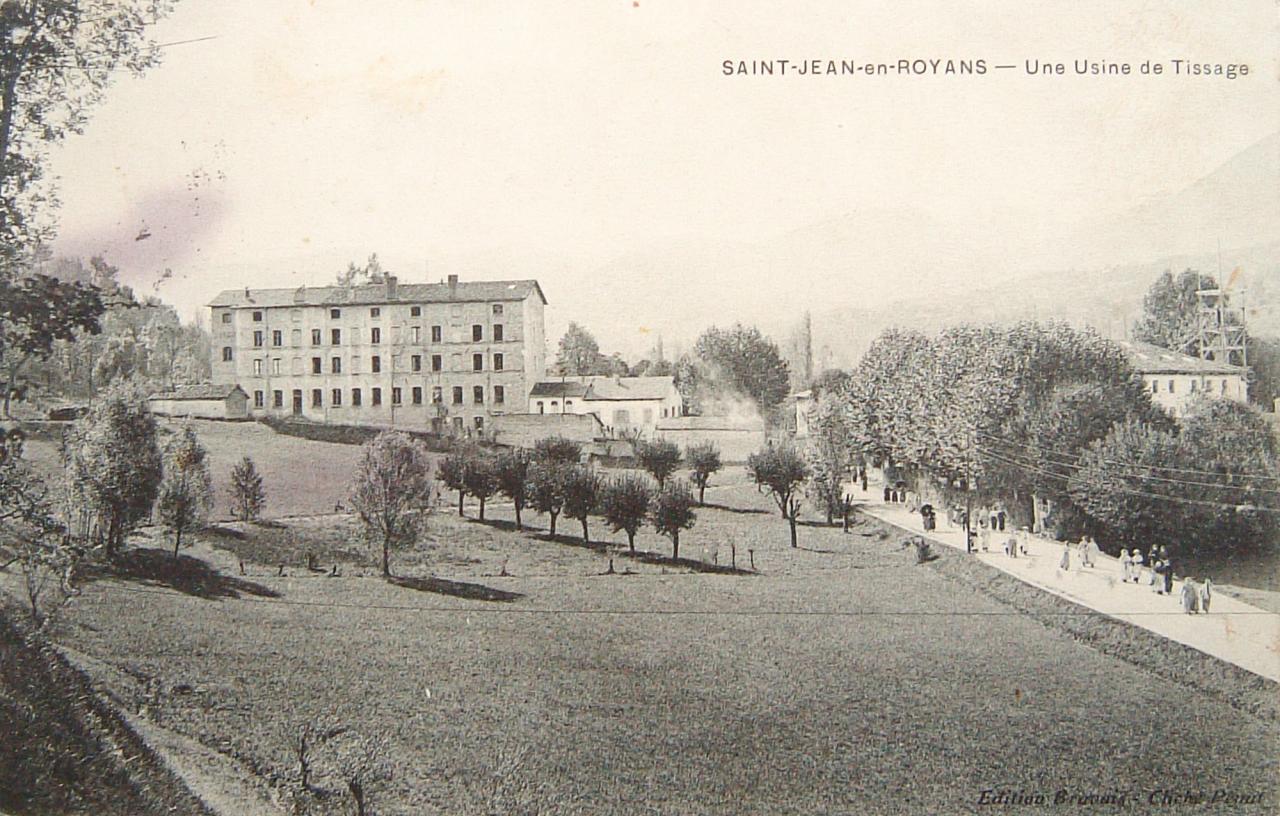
{"left": 853, "top": 484, "right": 1280, "bottom": 682}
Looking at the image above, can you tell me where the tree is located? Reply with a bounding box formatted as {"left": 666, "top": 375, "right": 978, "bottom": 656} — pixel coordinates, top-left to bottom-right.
{"left": 686, "top": 441, "right": 722, "bottom": 505}
{"left": 462, "top": 452, "right": 499, "bottom": 521}
{"left": 156, "top": 427, "right": 213, "bottom": 557}
{"left": 494, "top": 448, "right": 532, "bottom": 529}
{"left": 561, "top": 465, "right": 602, "bottom": 543}
{"left": 526, "top": 460, "right": 568, "bottom": 537}
{"left": 64, "top": 382, "right": 162, "bottom": 557}
{"left": 555, "top": 322, "right": 603, "bottom": 376}
{"left": 0, "top": 427, "right": 72, "bottom": 624}
{"left": 694, "top": 324, "right": 792, "bottom": 414}
{"left": 601, "top": 473, "right": 652, "bottom": 552}
{"left": 229, "top": 456, "right": 266, "bottom": 523}
{"left": 436, "top": 448, "right": 470, "bottom": 516}
{"left": 806, "top": 434, "right": 848, "bottom": 526}
{"left": 0, "top": 2, "right": 176, "bottom": 270}
{"left": 650, "top": 479, "right": 696, "bottom": 560}
{"left": 335, "top": 252, "right": 387, "bottom": 288}
{"left": 0, "top": 273, "right": 104, "bottom": 415}
{"left": 533, "top": 435, "right": 582, "bottom": 465}
{"left": 349, "top": 431, "right": 435, "bottom": 577}
{"left": 635, "top": 438, "right": 681, "bottom": 489}
{"left": 747, "top": 444, "right": 809, "bottom": 547}
{"left": 1132, "top": 269, "right": 1212, "bottom": 356}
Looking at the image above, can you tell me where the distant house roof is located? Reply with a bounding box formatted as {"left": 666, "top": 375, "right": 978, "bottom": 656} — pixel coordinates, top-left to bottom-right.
{"left": 529, "top": 376, "right": 678, "bottom": 402}
{"left": 1119, "top": 341, "right": 1246, "bottom": 376}
{"left": 207, "top": 278, "right": 547, "bottom": 309}
{"left": 149, "top": 384, "right": 247, "bottom": 401}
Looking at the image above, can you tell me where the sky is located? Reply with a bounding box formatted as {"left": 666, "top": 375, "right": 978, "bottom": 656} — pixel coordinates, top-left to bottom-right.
{"left": 46, "top": 0, "right": 1280, "bottom": 358}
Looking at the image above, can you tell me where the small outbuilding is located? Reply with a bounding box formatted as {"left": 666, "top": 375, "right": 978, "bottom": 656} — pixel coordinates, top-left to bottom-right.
{"left": 148, "top": 384, "right": 250, "bottom": 420}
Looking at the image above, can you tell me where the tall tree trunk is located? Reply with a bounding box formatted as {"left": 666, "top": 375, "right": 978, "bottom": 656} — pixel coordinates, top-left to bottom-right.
{"left": 580, "top": 518, "right": 589, "bottom": 543}
{"left": 382, "top": 538, "right": 390, "bottom": 576}
{"left": 672, "top": 530, "right": 680, "bottom": 560}
{"left": 627, "top": 530, "right": 635, "bottom": 553}
{"left": 698, "top": 482, "right": 706, "bottom": 505}
{"left": 173, "top": 527, "right": 182, "bottom": 557}
{"left": 479, "top": 495, "right": 486, "bottom": 521}
{"left": 549, "top": 512, "right": 557, "bottom": 537}
{"left": 514, "top": 502, "right": 522, "bottom": 530}
{"left": 457, "top": 489, "right": 464, "bottom": 516}
{"left": 789, "top": 514, "right": 798, "bottom": 548}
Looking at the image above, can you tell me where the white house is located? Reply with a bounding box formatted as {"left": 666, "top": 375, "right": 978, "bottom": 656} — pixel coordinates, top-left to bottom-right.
{"left": 528, "top": 376, "right": 683, "bottom": 435}
{"left": 1119, "top": 341, "right": 1249, "bottom": 417}
{"left": 149, "top": 384, "right": 250, "bottom": 420}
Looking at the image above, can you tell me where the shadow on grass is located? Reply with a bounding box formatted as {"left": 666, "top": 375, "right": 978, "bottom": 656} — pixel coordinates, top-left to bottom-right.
{"left": 470, "top": 517, "right": 525, "bottom": 534}
{"left": 698, "top": 502, "right": 772, "bottom": 516}
{"left": 388, "top": 575, "right": 523, "bottom": 602}
{"left": 533, "top": 530, "right": 609, "bottom": 552}
{"left": 78, "top": 548, "right": 281, "bottom": 600}
{"left": 618, "top": 548, "right": 756, "bottom": 576}
{"left": 203, "top": 524, "right": 247, "bottom": 541}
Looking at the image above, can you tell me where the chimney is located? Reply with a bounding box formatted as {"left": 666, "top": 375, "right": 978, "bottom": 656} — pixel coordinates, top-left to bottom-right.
{"left": 448, "top": 274, "right": 459, "bottom": 294}
{"left": 386, "top": 274, "right": 398, "bottom": 300}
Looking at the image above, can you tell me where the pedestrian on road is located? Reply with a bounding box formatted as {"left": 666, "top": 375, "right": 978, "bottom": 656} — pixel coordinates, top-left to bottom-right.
{"left": 1160, "top": 546, "right": 1174, "bottom": 595}
{"left": 1120, "top": 548, "right": 1133, "bottom": 582}
{"left": 1059, "top": 543, "right": 1071, "bottom": 572}
{"left": 1151, "top": 556, "right": 1165, "bottom": 594}
{"left": 1130, "top": 548, "right": 1144, "bottom": 583}
{"left": 996, "top": 504, "right": 1007, "bottom": 532}
{"left": 1201, "top": 578, "right": 1212, "bottom": 613}
{"left": 979, "top": 518, "right": 991, "bottom": 552}
{"left": 1181, "top": 578, "right": 1200, "bottom": 614}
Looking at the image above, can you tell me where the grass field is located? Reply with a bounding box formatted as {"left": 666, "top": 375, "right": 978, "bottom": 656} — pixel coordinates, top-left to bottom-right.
{"left": 33, "top": 475, "right": 1279, "bottom": 815}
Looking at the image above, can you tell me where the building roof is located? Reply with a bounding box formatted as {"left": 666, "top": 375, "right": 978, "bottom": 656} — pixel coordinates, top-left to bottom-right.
{"left": 529, "top": 376, "right": 678, "bottom": 402}
{"left": 1119, "top": 341, "right": 1246, "bottom": 376}
{"left": 149, "top": 384, "right": 247, "bottom": 401}
{"left": 207, "top": 278, "right": 547, "bottom": 309}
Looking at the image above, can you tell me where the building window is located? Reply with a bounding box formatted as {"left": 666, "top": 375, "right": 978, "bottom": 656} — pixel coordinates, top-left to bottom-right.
{"left": 411, "top": 326, "right": 421, "bottom": 343}
{"left": 537, "top": 401, "right": 544, "bottom": 414}
{"left": 1150, "top": 380, "right": 1158, "bottom": 393}
{"left": 431, "top": 325, "right": 442, "bottom": 343}
{"left": 222, "top": 347, "right": 233, "bottom": 362}
{"left": 494, "top": 324, "right": 504, "bottom": 342}
{"left": 473, "top": 353, "right": 483, "bottom": 371}
{"left": 565, "top": 400, "right": 573, "bottom": 407}
{"left": 370, "top": 307, "right": 380, "bottom": 318}
{"left": 253, "top": 330, "right": 264, "bottom": 347}
{"left": 312, "top": 357, "right": 322, "bottom": 374}
{"left": 432, "top": 386, "right": 442, "bottom": 404}
{"left": 392, "top": 387, "right": 402, "bottom": 406}
{"left": 472, "top": 324, "right": 483, "bottom": 342}
{"left": 431, "top": 354, "right": 442, "bottom": 372}
{"left": 312, "top": 329, "right": 321, "bottom": 345}
{"left": 352, "top": 388, "right": 362, "bottom": 407}
{"left": 252, "top": 310, "right": 263, "bottom": 322}
{"left": 254, "top": 390, "right": 264, "bottom": 408}
{"left": 272, "top": 330, "right": 283, "bottom": 346}
{"left": 220, "top": 312, "right": 231, "bottom": 324}
{"left": 291, "top": 328, "right": 301, "bottom": 345}
{"left": 412, "top": 386, "right": 423, "bottom": 405}
{"left": 372, "top": 387, "right": 382, "bottom": 406}
{"left": 331, "top": 328, "right": 341, "bottom": 345}
{"left": 311, "top": 389, "right": 323, "bottom": 407}
{"left": 371, "top": 327, "right": 381, "bottom": 344}
{"left": 273, "top": 390, "right": 283, "bottom": 408}
{"left": 1168, "top": 379, "right": 1175, "bottom": 393}
{"left": 253, "top": 359, "right": 263, "bottom": 375}
{"left": 473, "top": 385, "right": 484, "bottom": 404}
{"left": 493, "top": 353, "right": 504, "bottom": 371}
{"left": 452, "top": 416, "right": 464, "bottom": 432}
{"left": 411, "top": 306, "right": 421, "bottom": 317}
{"left": 492, "top": 304, "right": 503, "bottom": 315}
{"left": 331, "top": 357, "right": 341, "bottom": 374}
{"left": 452, "top": 386, "right": 463, "bottom": 405}
{"left": 371, "top": 355, "right": 381, "bottom": 373}
{"left": 412, "top": 355, "right": 422, "bottom": 372}
{"left": 551, "top": 401, "right": 558, "bottom": 410}
{"left": 474, "top": 416, "right": 484, "bottom": 431}
{"left": 272, "top": 358, "right": 282, "bottom": 375}
{"left": 494, "top": 385, "right": 505, "bottom": 404}
{"left": 331, "top": 389, "right": 342, "bottom": 406}
{"left": 330, "top": 308, "right": 341, "bottom": 319}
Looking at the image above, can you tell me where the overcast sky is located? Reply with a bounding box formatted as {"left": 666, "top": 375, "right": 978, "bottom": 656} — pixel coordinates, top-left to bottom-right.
{"left": 47, "top": 0, "right": 1279, "bottom": 358}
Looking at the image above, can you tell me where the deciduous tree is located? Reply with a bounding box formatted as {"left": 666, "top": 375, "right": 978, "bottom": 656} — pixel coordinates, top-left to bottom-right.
{"left": 635, "top": 438, "right": 681, "bottom": 489}
{"left": 685, "top": 441, "right": 721, "bottom": 505}
{"left": 156, "top": 427, "right": 212, "bottom": 556}
{"left": 526, "top": 460, "right": 568, "bottom": 537}
{"left": 747, "top": 443, "right": 809, "bottom": 547}
{"left": 462, "top": 452, "right": 499, "bottom": 521}
{"left": 494, "top": 448, "right": 532, "bottom": 529}
{"left": 601, "top": 472, "right": 652, "bottom": 552}
{"left": 0, "top": 273, "right": 103, "bottom": 415}
{"left": 350, "top": 431, "right": 435, "bottom": 577}
{"left": 229, "top": 456, "right": 266, "bottom": 522}
{"left": 694, "top": 324, "right": 792, "bottom": 414}
{"left": 649, "top": 479, "right": 696, "bottom": 560}
{"left": 561, "top": 464, "right": 601, "bottom": 544}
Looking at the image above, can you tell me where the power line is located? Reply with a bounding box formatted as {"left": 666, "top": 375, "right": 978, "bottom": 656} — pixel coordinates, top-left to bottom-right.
{"left": 977, "top": 446, "right": 1280, "bottom": 514}
{"left": 977, "top": 433, "right": 1280, "bottom": 495}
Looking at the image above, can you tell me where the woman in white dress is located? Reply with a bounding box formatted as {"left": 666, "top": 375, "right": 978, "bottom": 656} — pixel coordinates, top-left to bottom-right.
{"left": 1130, "top": 548, "right": 1144, "bottom": 584}
{"left": 1119, "top": 548, "right": 1132, "bottom": 582}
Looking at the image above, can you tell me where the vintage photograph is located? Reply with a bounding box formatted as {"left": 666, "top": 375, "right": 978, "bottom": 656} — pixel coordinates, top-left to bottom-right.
{"left": 0, "top": 2, "right": 1277, "bottom": 814}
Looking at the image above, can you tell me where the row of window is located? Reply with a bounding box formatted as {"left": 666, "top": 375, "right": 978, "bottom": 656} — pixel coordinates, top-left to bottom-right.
{"left": 1149, "top": 377, "right": 1234, "bottom": 395}
{"left": 237, "top": 303, "right": 505, "bottom": 323}
{"left": 237, "top": 352, "right": 508, "bottom": 374}
{"left": 251, "top": 385, "right": 505, "bottom": 409}
{"left": 245, "top": 323, "right": 507, "bottom": 349}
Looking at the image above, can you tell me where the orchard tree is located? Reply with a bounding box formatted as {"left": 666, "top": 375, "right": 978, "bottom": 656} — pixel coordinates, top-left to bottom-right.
{"left": 0, "top": 273, "right": 104, "bottom": 415}
{"left": 635, "top": 438, "right": 681, "bottom": 488}
{"left": 494, "top": 448, "right": 532, "bottom": 529}
{"left": 436, "top": 448, "right": 470, "bottom": 516}
{"left": 156, "top": 427, "right": 213, "bottom": 557}
{"left": 533, "top": 435, "right": 582, "bottom": 465}
{"left": 561, "top": 464, "right": 602, "bottom": 544}
{"left": 694, "top": 324, "right": 792, "bottom": 414}
{"left": 601, "top": 473, "right": 653, "bottom": 552}
{"left": 64, "top": 382, "right": 162, "bottom": 557}
{"left": 650, "top": 479, "right": 696, "bottom": 560}
{"left": 462, "top": 452, "right": 499, "bottom": 521}
{"left": 526, "top": 460, "right": 568, "bottom": 537}
{"left": 229, "top": 456, "right": 266, "bottom": 522}
{"left": 747, "top": 443, "right": 809, "bottom": 548}
{"left": 350, "top": 431, "right": 435, "bottom": 577}
{"left": 0, "top": 1, "right": 178, "bottom": 269}
{"left": 685, "top": 441, "right": 722, "bottom": 505}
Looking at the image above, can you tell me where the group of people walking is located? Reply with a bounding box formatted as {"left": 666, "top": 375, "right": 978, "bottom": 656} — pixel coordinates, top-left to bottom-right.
{"left": 1118, "top": 546, "right": 1212, "bottom": 614}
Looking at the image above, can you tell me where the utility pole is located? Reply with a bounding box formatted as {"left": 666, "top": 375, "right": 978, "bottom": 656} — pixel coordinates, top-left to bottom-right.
{"left": 964, "top": 429, "right": 974, "bottom": 554}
